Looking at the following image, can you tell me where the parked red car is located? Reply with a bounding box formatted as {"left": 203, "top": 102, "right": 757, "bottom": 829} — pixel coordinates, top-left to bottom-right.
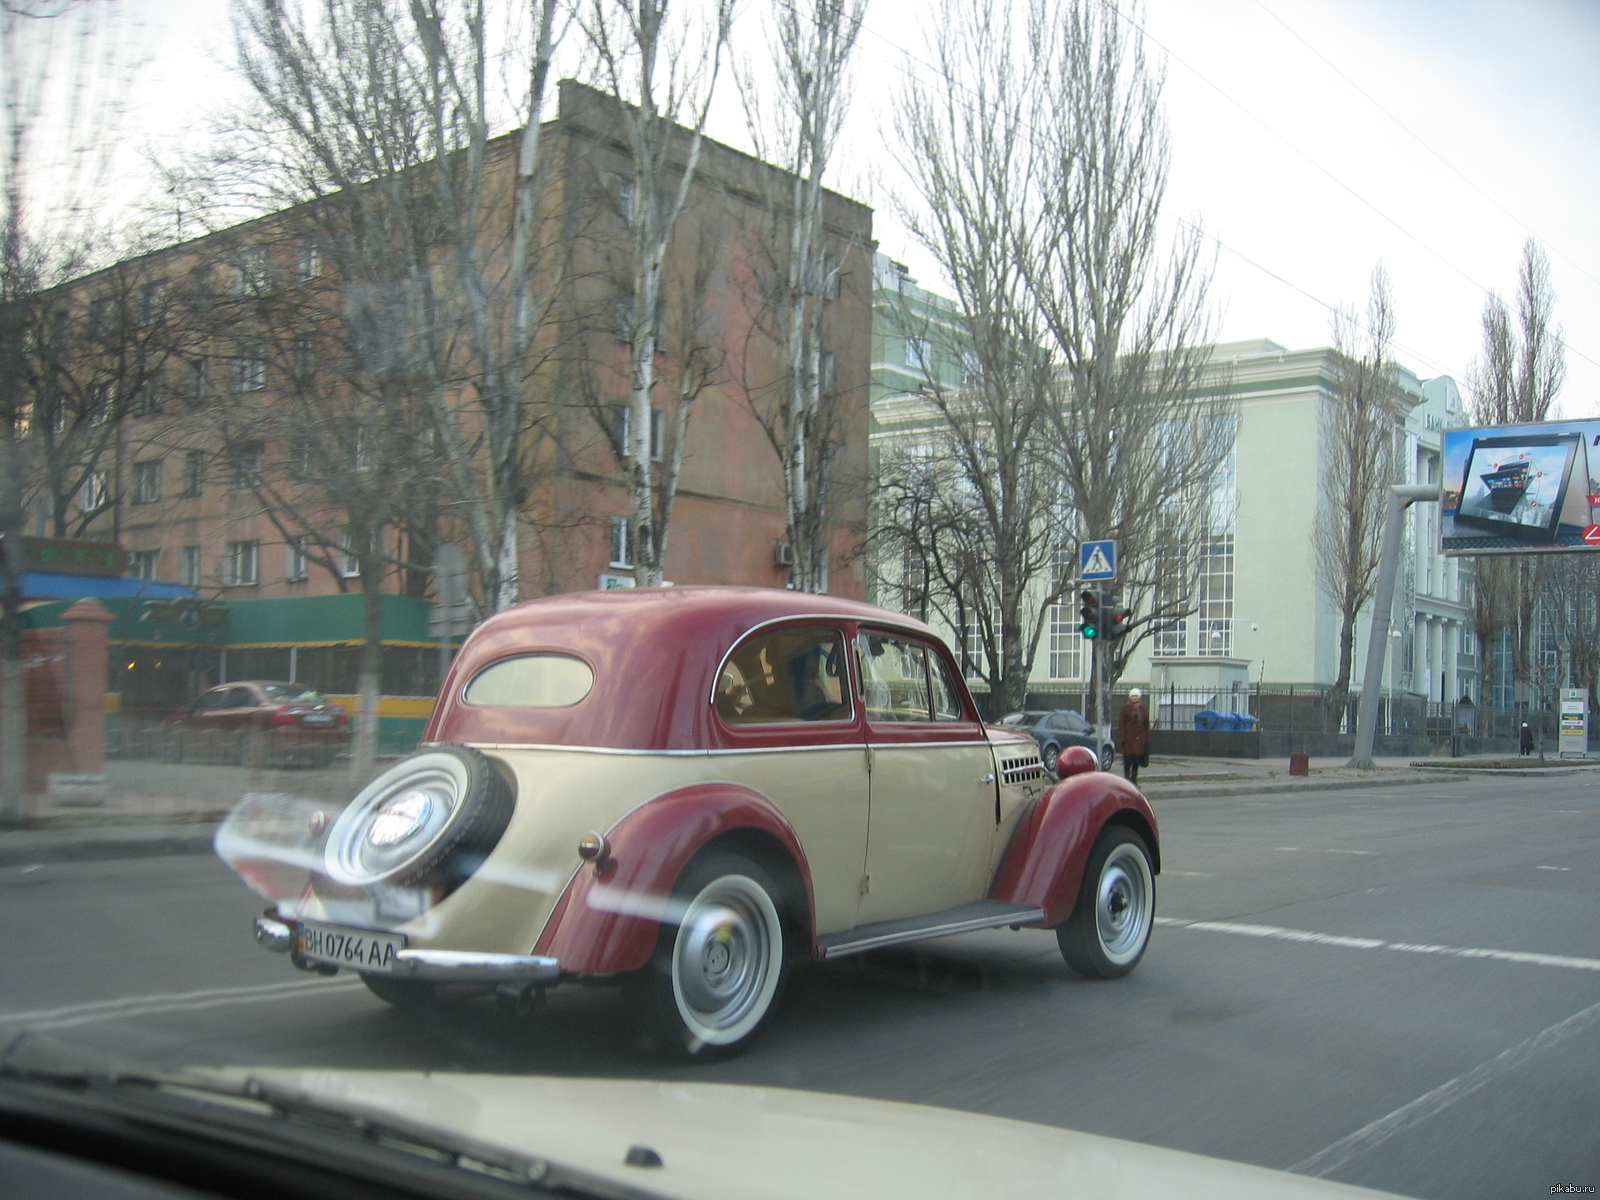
{"left": 164, "top": 681, "right": 349, "bottom": 767}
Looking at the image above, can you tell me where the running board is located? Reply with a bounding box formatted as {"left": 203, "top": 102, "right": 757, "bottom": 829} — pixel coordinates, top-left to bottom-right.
{"left": 817, "top": 901, "right": 1046, "bottom": 959}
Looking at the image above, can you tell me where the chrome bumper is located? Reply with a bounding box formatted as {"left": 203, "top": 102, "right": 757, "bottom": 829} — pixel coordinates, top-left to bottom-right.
{"left": 254, "top": 916, "right": 561, "bottom": 984}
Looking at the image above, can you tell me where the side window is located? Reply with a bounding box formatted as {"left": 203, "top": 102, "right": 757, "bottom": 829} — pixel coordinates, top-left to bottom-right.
{"left": 225, "top": 687, "right": 255, "bottom": 708}
{"left": 1044, "top": 713, "right": 1070, "bottom": 730}
{"left": 857, "top": 633, "right": 933, "bottom": 722}
{"left": 929, "top": 652, "right": 965, "bottom": 721}
{"left": 196, "top": 689, "right": 229, "bottom": 711}
{"left": 717, "top": 626, "right": 850, "bottom": 725}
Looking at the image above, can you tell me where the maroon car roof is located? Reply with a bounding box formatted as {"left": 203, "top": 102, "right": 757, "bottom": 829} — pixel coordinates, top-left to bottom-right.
{"left": 426, "top": 586, "right": 943, "bottom": 751}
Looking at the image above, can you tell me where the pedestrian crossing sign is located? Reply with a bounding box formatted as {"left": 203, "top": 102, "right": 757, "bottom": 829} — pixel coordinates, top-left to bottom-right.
{"left": 1080, "top": 539, "right": 1117, "bottom": 581}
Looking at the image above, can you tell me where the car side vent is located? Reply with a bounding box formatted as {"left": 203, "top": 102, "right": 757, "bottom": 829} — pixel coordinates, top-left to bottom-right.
{"left": 1001, "top": 755, "right": 1047, "bottom": 785}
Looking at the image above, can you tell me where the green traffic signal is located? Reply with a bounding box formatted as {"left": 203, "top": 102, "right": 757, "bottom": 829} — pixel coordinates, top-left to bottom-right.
{"left": 1079, "top": 590, "right": 1100, "bottom": 640}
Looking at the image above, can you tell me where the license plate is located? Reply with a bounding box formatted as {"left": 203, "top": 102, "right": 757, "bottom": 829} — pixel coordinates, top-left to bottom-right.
{"left": 301, "top": 714, "right": 333, "bottom": 726}
{"left": 297, "top": 921, "right": 404, "bottom": 973}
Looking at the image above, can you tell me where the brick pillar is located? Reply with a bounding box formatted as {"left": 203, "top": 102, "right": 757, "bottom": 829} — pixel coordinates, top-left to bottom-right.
{"left": 51, "top": 598, "right": 114, "bottom": 806}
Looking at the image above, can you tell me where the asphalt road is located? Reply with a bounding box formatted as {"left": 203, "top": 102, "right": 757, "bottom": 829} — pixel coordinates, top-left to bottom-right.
{"left": 3, "top": 772, "right": 1598, "bottom": 1199}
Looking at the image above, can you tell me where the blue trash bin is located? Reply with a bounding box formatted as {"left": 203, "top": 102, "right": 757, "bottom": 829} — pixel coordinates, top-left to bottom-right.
{"left": 1194, "top": 709, "right": 1223, "bottom": 731}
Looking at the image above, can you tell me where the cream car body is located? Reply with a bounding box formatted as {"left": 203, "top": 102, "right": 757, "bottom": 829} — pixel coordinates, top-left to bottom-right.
{"left": 220, "top": 587, "right": 1159, "bottom": 1055}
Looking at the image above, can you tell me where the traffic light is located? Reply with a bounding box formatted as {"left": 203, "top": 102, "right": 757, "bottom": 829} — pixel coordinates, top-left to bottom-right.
{"left": 1079, "top": 590, "right": 1101, "bottom": 640}
{"left": 1104, "top": 601, "right": 1134, "bottom": 642}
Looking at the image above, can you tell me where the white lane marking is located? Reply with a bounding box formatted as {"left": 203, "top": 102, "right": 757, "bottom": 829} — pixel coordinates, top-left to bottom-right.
{"left": 1156, "top": 917, "right": 1600, "bottom": 973}
{"left": 1163, "top": 870, "right": 1213, "bottom": 877}
{"left": 1274, "top": 847, "right": 1376, "bottom": 855}
{"left": 1289, "top": 999, "right": 1600, "bottom": 1178}
{"left": 1535, "top": 865, "right": 1571, "bottom": 871}
{"left": 0, "top": 977, "right": 362, "bottom": 1032}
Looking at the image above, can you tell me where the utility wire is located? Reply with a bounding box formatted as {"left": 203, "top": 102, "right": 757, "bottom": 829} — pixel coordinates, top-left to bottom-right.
{"left": 854, "top": 4, "right": 1597, "bottom": 381}
{"left": 1252, "top": 0, "right": 1600, "bottom": 297}
{"left": 1103, "top": 1, "right": 1600, "bottom": 376}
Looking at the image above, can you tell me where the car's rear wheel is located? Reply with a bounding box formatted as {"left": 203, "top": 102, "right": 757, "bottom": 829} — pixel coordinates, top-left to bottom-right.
{"left": 626, "top": 852, "right": 788, "bottom": 1061}
{"left": 1098, "top": 743, "right": 1115, "bottom": 771}
{"left": 1041, "top": 743, "right": 1060, "bottom": 772}
{"left": 1057, "top": 825, "right": 1155, "bottom": 979}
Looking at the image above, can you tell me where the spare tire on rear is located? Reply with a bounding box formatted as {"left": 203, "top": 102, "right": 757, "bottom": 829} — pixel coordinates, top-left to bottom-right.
{"left": 323, "top": 745, "right": 513, "bottom": 890}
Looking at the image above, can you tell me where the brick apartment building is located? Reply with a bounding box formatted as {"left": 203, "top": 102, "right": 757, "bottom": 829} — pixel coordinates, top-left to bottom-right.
{"left": 14, "top": 82, "right": 874, "bottom": 719}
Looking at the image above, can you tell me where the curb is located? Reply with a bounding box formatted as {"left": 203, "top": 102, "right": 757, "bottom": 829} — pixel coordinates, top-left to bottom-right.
{"left": 0, "top": 829, "right": 218, "bottom": 868}
{"left": 1143, "top": 770, "right": 1460, "bottom": 801}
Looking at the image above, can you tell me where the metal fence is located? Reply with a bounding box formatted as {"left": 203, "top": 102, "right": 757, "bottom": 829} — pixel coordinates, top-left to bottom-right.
{"left": 1018, "top": 683, "right": 1581, "bottom": 758}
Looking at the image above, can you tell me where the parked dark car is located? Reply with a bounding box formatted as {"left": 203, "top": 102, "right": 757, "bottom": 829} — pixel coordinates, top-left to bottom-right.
{"left": 998, "top": 709, "right": 1115, "bottom": 772}
{"left": 163, "top": 681, "right": 349, "bottom": 767}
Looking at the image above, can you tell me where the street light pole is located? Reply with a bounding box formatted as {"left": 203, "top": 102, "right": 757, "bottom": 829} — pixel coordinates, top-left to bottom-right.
{"left": 1349, "top": 484, "right": 1439, "bottom": 769}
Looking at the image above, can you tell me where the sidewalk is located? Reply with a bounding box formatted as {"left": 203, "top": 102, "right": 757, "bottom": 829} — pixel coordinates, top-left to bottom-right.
{"left": 1137, "top": 750, "right": 1600, "bottom": 800}
{"left": 0, "top": 758, "right": 368, "bottom": 868}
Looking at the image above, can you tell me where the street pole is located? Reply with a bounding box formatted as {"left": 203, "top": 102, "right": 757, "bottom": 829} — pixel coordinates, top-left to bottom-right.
{"left": 1349, "top": 484, "right": 1439, "bottom": 769}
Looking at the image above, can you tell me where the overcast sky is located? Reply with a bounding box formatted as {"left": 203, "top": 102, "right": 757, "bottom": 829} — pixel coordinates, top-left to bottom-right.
{"left": 93, "top": 0, "right": 1600, "bottom": 415}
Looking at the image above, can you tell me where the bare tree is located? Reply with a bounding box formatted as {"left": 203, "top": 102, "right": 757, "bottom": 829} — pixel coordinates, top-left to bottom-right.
{"left": 1, "top": 0, "right": 142, "bottom": 818}
{"left": 1314, "top": 264, "right": 1401, "bottom": 733}
{"left": 175, "top": 228, "right": 446, "bottom": 777}
{"left": 575, "top": 0, "right": 732, "bottom": 586}
{"left": 736, "top": 0, "right": 865, "bottom": 592}
{"left": 1545, "top": 555, "right": 1600, "bottom": 714}
{"left": 574, "top": 177, "right": 730, "bottom": 586}
{"left": 173, "top": 0, "right": 568, "bottom": 615}
{"left": 893, "top": 0, "right": 1228, "bottom": 719}
{"left": 1464, "top": 238, "right": 1567, "bottom": 708}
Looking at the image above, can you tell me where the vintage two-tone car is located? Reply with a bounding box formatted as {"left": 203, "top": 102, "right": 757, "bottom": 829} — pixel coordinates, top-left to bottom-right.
{"left": 217, "top": 587, "right": 1159, "bottom": 1059}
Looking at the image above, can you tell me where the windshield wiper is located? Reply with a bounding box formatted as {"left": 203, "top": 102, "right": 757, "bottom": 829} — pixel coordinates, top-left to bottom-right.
{"left": 0, "top": 1033, "right": 669, "bottom": 1200}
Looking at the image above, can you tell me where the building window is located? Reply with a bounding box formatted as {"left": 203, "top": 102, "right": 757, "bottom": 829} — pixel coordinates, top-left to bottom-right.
{"left": 296, "top": 241, "right": 320, "bottom": 282}
{"left": 181, "top": 545, "right": 202, "bottom": 588}
{"left": 1048, "top": 602, "right": 1082, "bottom": 681}
{"left": 960, "top": 606, "right": 992, "bottom": 681}
{"left": 821, "top": 252, "right": 840, "bottom": 301}
{"left": 80, "top": 470, "right": 109, "bottom": 514}
{"left": 86, "top": 383, "right": 112, "bottom": 426}
{"left": 129, "top": 382, "right": 162, "bottom": 418}
{"left": 223, "top": 540, "right": 259, "bottom": 587}
{"left": 229, "top": 442, "right": 264, "bottom": 489}
{"left": 88, "top": 296, "right": 113, "bottom": 338}
{"left": 906, "top": 336, "right": 929, "bottom": 373}
{"left": 130, "top": 458, "right": 162, "bottom": 505}
{"left": 292, "top": 336, "right": 314, "bottom": 385}
{"left": 609, "top": 515, "right": 634, "bottom": 569}
{"left": 1048, "top": 545, "right": 1081, "bottom": 680}
{"left": 181, "top": 450, "right": 205, "bottom": 497}
{"left": 962, "top": 349, "right": 981, "bottom": 384}
{"left": 235, "top": 247, "right": 269, "bottom": 296}
{"left": 128, "top": 549, "right": 160, "bottom": 580}
{"left": 1149, "top": 544, "right": 1188, "bottom": 657}
{"left": 611, "top": 405, "right": 663, "bottom": 461}
{"left": 286, "top": 536, "right": 309, "bottom": 582}
{"left": 187, "top": 358, "right": 209, "bottom": 403}
{"left": 899, "top": 546, "right": 928, "bottom": 620}
{"left": 138, "top": 282, "right": 165, "bottom": 327}
{"left": 232, "top": 349, "right": 266, "bottom": 392}
{"left": 1196, "top": 534, "right": 1235, "bottom": 657}
{"left": 339, "top": 528, "right": 365, "bottom": 578}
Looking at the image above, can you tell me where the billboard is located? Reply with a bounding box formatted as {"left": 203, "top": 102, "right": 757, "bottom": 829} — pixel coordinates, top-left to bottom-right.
{"left": 1441, "top": 419, "right": 1600, "bottom": 555}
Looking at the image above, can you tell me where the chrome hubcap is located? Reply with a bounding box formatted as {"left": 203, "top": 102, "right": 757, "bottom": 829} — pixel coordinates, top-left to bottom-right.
{"left": 1096, "top": 845, "right": 1151, "bottom": 961}
{"left": 675, "top": 886, "right": 771, "bottom": 1031}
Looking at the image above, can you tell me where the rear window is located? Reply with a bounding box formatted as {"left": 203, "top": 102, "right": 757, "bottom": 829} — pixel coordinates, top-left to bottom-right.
{"left": 463, "top": 654, "right": 594, "bottom": 708}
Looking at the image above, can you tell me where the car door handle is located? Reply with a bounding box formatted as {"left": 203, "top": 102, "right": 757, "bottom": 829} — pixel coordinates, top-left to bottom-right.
{"left": 979, "top": 773, "right": 996, "bottom": 784}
